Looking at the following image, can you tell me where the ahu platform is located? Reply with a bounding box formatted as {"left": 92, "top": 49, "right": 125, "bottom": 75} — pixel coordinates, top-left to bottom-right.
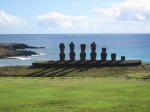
{"left": 32, "top": 42, "right": 142, "bottom": 67}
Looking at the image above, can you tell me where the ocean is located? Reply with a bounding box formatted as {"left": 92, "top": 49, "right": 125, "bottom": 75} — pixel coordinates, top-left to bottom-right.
{"left": 0, "top": 34, "right": 150, "bottom": 66}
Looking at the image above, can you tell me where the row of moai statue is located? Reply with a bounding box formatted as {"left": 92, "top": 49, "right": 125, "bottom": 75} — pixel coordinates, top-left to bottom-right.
{"left": 59, "top": 42, "right": 125, "bottom": 61}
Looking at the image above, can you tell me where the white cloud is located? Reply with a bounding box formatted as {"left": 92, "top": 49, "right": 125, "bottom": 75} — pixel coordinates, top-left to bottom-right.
{"left": 0, "top": 10, "right": 26, "bottom": 26}
{"left": 92, "top": 0, "right": 150, "bottom": 21}
{"left": 34, "top": 12, "right": 89, "bottom": 28}
{"left": 136, "top": 13, "right": 145, "bottom": 20}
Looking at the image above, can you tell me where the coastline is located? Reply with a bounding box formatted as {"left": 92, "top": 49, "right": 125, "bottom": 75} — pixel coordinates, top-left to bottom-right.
{"left": 0, "top": 43, "right": 45, "bottom": 59}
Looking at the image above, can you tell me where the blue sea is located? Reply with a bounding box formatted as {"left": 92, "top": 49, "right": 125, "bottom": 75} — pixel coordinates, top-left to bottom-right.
{"left": 0, "top": 34, "right": 150, "bottom": 66}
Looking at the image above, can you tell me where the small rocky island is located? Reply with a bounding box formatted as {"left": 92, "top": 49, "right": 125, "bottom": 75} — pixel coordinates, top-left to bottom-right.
{"left": 0, "top": 43, "right": 45, "bottom": 59}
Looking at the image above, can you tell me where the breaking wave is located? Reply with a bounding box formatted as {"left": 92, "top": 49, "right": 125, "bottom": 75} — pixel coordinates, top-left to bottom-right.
{"left": 8, "top": 57, "right": 31, "bottom": 60}
{"left": 31, "top": 53, "right": 46, "bottom": 56}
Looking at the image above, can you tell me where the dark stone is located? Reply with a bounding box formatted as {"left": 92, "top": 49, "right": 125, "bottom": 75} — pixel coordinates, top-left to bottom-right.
{"left": 0, "top": 43, "right": 45, "bottom": 59}
{"left": 69, "top": 42, "right": 75, "bottom": 61}
{"left": 80, "top": 44, "right": 86, "bottom": 61}
{"left": 101, "top": 47, "right": 107, "bottom": 61}
{"left": 32, "top": 60, "right": 142, "bottom": 68}
{"left": 90, "top": 42, "right": 97, "bottom": 61}
{"left": 111, "top": 53, "right": 116, "bottom": 61}
{"left": 17, "top": 51, "right": 37, "bottom": 56}
{"left": 102, "top": 48, "right": 106, "bottom": 53}
{"left": 59, "top": 43, "right": 65, "bottom": 61}
{"left": 12, "top": 44, "right": 45, "bottom": 49}
{"left": 121, "top": 56, "right": 125, "bottom": 61}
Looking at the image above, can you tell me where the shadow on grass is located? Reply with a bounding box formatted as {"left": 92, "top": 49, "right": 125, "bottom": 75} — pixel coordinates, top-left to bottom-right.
{"left": 26, "top": 66, "right": 91, "bottom": 77}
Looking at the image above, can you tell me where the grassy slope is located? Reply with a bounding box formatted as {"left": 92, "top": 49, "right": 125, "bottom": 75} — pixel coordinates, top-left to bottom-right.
{"left": 0, "top": 64, "right": 150, "bottom": 78}
{"left": 0, "top": 77, "right": 149, "bottom": 112}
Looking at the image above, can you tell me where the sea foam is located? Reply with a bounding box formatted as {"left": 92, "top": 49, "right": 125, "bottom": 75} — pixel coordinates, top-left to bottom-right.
{"left": 8, "top": 57, "right": 31, "bottom": 60}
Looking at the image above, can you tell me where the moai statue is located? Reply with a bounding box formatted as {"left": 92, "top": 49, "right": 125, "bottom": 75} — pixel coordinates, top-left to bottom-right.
{"left": 121, "top": 56, "right": 125, "bottom": 61}
{"left": 90, "top": 42, "right": 97, "bottom": 61}
{"left": 101, "top": 48, "right": 107, "bottom": 61}
{"left": 80, "top": 44, "right": 86, "bottom": 61}
{"left": 59, "top": 43, "right": 65, "bottom": 61}
{"left": 111, "top": 53, "right": 116, "bottom": 61}
{"left": 69, "top": 42, "right": 75, "bottom": 61}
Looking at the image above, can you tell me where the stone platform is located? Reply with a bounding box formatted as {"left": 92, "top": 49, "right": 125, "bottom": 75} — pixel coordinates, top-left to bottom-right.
{"left": 32, "top": 60, "right": 142, "bottom": 68}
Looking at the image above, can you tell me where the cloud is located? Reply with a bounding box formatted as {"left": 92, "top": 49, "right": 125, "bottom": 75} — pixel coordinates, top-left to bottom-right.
{"left": 92, "top": 0, "right": 150, "bottom": 21}
{"left": 34, "top": 12, "right": 89, "bottom": 28}
{"left": 0, "top": 10, "right": 26, "bottom": 26}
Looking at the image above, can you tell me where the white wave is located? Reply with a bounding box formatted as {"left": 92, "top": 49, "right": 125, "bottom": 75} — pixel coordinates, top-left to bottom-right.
{"left": 40, "top": 53, "right": 46, "bottom": 55}
{"left": 31, "top": 54, "right": 40, "bottom": 56}
{"left": 8, "top": 57, "right": 31, "bottom": 60}
{"left": 31, "top": 53, "right": 46, "bottom": 56}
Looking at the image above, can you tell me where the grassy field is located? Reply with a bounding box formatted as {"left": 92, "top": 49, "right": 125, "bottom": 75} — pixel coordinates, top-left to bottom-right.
{"left": 0, "top": 64, "right": 149, "bottom": 111}
{"left": 0, "top": 77, "right": 149, "bottom": 112}
{"left": 0, "top": 64, "right": 150, "bottom": 79}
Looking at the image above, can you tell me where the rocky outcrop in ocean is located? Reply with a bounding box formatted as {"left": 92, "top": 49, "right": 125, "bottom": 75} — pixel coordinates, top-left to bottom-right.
{"left": 0, "top": 43, "right": 45, "bottom": 59}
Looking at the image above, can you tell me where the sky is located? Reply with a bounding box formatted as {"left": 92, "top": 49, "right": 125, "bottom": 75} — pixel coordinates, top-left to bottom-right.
{"left": 0, "top": 0, "right": 150, "bottom": 34}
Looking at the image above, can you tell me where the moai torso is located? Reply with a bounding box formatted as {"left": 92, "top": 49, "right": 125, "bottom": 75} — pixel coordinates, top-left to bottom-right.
{"left": 80, "top": 44, "right": 86, "bottom": 61}
{"left": 69, "top": 42, "right": 75, "bottom": 61}
{"left": 59, "top": 43, "right": 65, "bottom": 61}
{"left": 101, "top": 48, "right": 107, "bottom": 61}
{"left": 90, "top": 42, "right": 97, "bottom": 61}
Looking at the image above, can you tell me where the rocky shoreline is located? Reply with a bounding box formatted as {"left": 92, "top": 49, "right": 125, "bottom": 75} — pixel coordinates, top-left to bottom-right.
{"left": 0, "top": 43, "right": 45, "bottom": 59}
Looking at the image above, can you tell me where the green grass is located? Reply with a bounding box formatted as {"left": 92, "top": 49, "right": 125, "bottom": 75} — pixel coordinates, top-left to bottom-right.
{"left": 0, "top": 77, "right": 149, "bottom": 112}
{"left": 0, "top": 65, "right": 150, "bottom": 78}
